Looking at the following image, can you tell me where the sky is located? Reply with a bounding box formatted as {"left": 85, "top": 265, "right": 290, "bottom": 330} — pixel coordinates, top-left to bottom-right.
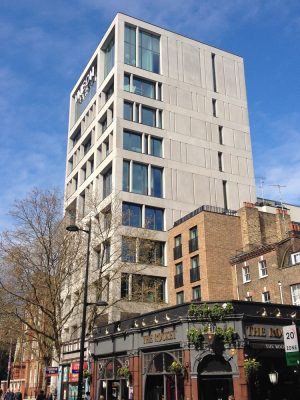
{"left": 1, "top": 0, "right": 300, "bottom": 230}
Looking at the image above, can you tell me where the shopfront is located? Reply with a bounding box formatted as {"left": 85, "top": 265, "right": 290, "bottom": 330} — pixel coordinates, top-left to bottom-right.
{"left": 244, "top": 323, "right": 300, "bottom": 400}
{"left": 89, "top": 301, "right": 300, "bottom": 400}
{"left": 61, "top": 362, "right": 89, "bottom": 400}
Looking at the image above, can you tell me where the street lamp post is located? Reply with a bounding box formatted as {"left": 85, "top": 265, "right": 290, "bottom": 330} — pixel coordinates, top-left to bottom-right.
{"left": 66, "top": 223, "right": 107, "bottom": 400}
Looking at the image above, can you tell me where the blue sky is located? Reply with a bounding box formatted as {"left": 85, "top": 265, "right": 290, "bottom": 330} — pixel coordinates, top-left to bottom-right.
{"left": 1, "top": 0, "right": 300, "bottom": 229}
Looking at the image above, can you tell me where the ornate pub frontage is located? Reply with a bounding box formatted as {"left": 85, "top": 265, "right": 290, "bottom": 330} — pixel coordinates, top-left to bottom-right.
{"left": 88, "top": 301, "right": 300, "bottom": 400}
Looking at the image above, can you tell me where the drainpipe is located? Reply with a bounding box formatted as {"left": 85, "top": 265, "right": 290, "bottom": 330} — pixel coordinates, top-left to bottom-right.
{"left": 234, "top": 264, "right": 240, "bottom": 300}
{"left": 278, "top": 281, "right": 284, "bottom": 304}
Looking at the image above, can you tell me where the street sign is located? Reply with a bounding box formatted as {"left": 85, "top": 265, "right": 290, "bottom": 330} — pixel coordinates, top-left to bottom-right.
{"left": 283, "top": 325, "right": 300, "bottom": 366}
{"left": 71, "top": 361, "right": 88, "bottom": 374}
{"left": 45, "top": 367, "right": 59, "bottom": 376}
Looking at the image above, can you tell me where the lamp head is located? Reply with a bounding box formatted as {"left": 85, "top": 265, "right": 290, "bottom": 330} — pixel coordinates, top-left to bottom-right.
{"left": 66, "top": 225, "right": 80, "bottom": 232}
{"left": 269, "top": 370, "right": 278, "bottom": 384}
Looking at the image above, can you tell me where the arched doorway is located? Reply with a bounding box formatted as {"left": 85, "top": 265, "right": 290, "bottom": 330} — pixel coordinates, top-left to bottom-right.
{"left": 198, "top": 355, "right": 233, "bottom": 400}
{"left": 144, "top": 352, "right": 184, "bottom": 400}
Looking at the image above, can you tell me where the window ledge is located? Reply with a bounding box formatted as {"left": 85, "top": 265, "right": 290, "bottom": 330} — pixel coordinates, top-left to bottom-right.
{"left": 259, "top": 275, "right": 268, "bottom": 279}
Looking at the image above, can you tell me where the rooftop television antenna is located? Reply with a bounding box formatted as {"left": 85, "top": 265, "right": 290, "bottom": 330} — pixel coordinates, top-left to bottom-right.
{"left": 257, "top": 176, "right": 266, "bottom": 205}
{"left": 269, "top": 184, "right": 287, "bottom": 232}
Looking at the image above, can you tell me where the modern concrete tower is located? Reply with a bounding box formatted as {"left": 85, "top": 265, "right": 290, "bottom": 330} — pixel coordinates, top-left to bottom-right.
{"left": 64, "top": 13, "right": 256, "bottom": 324}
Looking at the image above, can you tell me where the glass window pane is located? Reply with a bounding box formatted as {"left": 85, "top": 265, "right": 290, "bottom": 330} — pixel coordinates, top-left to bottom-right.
{"left": 141, "top": 106, "right": 156, "bottom": 127}
{"left": 139, "top": 31, "right": 160, "bottom": 73}
{"left": 122, "top": 237, "right": 136, "bottom": 263}
{"left": 132, "top": 163, "right": 148, "bottom": 195}
{"left": 191, "top": 256, "right": 199, "bottom": 269}
{"left": 193, "top": 286, "right": 201, "bottom": 300}
{"left": 145, "top": 207, "right": 163, "bottom": 230}
{"left": 151, "top": 137, "right": 162, "bottom": 157}
{"left": 123, "top": 131, "right": 142, "bottom": 153}
{"left": 132, "top": 77, "right": 141, "bottom": 95}
{"left": 176, "top": 263, "right": 182, "bottom": 275}
{"left": 124, "top": 74, "right": 130, "bottom": 92}
{"left": 143, "top": 82, "right": 155, "bottom": 98}
{"left": 124, "top": 101, "right": 133, "bottom": 121}
{"left": 131, "top": 204, "right": 142, "bottom": 227}
{"left": 123, "top": 160, "right": 130, "bottom": 191}
{"left": 151, "top": 167, "right": 162, "bottom": 197}
{"left": 124, "top": 25, "right": 136, "bottom": 66}
{"left": 103, "top": 169, "right": 112, "bottom": 198}
{"left": 121, "top": 274, "right": 129, "bottom": 298}
{"left": 133, "top": 77, "right": 155, "bottom": 98}
{"left": 122, "top": 202, "right": 142, "bottom": 227}
{"left": 104, "top": 37, "right": 115, "bottom": 78}
{"left": 154, "top": 208, "right": 163, "bottom": 230}
{"left": 145, "top": 207, "right": 154, "bottom": 229}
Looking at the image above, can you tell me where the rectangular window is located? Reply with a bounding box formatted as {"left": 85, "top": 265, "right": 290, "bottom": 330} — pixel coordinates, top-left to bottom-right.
{"left": 132, "top": 76, "right": 155, "bottom": 98}
{"left": 258, "top": 260, "right": 268, "bottom": 278}
{"left": 95, "top": 249, "right": 101, "bottom": 269}
{"left": 123, "top": 160, "right": 130, "bottom": 192}
{"left": 245, "top": 296, "right": 253, "bottom": 302}
{"left": 157, "top": 83, "right": 162, "bottom": 101}
{"left": 242, "top": 266, "right": 250, "bottom": 283}
{"left": 124, "top": 25, "right": 136, "bottom": 66}
{"left": 176, "top": 262, "right": 183, "bottom": 275}
{"left": 122, "top": 202, "right": 142, "bottom": 227}
{"left": 211, "top": 53, "right": 217, "bottom": 92}
{"left": 223, "top": 180, "right": 228, "bottom": 209}
{"left": 144, "top": 134, "right": 149, "bottom": 154}
{"left": 157, "top": 110, "right": 162, "bottom": 128}
{"left": 212, "top": 99, "right": 217, "bottom": 117}
{"left": 145, "top": 206, "right": 164, "bottom": 230}
{"left": 132, "top": 162, "right": 148, "bottom": 195}
{"left": 174, "top": 262, "right": 183, "bottom": 288}
{"left": 105, "top": 82, "right": 114, "bottom": 100}
{"left": 139, "top": 239, "right": 165, "bottom": 266}
{"left": 291, "top": 284, "right": 300, "bottom": 305}
{"left": 192, "top": 286, "right": 201, "bottom": 301}
{"left": 219, "top": 126, "right": 223, "bottom": 145}
{"left": 103, "top": 241, "right": 110, "bottom": 264}
{"left": 122, "top": 237, "right": 137, "bottom": 263}
{"left": 104, "top": 36, "right": 115, "bottom": 78}
{"left": 132, "top": 274, "right": 165, "bottom": 303}
{"left": 123, "top": 130, "right": 142, "bottom": 153}
{"left": 121, "top": 273, "right": 129, "bottom": 298}
{"left": 262, "top": 291, "right": 270, "bottom": 303}
{"left": 176, "top": 291, "right": 184, "bottom": 305}
{"left": 175, "top": 235, "right": 182, "bottom": 247}
{"left": 189, "top": 226, "right": 198, "bottom": 252}
{"left": 174, "top": 235, "right": 182, "bottom": 260}
{"left": 124, "top": 74, "right": 130, "bottom": 92}
{"left": 218, "top": 152, "right": 223, "bottom": 172}
{"left": 190, "top": 256, "right": 200, "bottom": 282}
{"left": 100, "top": 116, "right": 107, "bottom": 134}
{"left": 141, "top": 106, "right": 156, "bottom": 127}
{"left": 103, "top": 168, "right": 112, "bottom": 198}
{"left": 151, "top": 167, "right": 163, "bottom": 197}
{"left": 124, "top": 101, "right": 134, "bottom": 121}
{"left": 291, "top": 252, "right": 300, "bottom": 265}
{"left": 139, "top": 30, "right": 160, "bottom": 73}
{"left": 150, "top": 137, "right": 162, "bottom": 157}
{"left": 83, "top": 137, "right": 91, "bottom": 155}
{"left": 71, "top": 128, "right": 81, "bottom": 147}
{"left": 191, "top": 255, "right": 199, "bottom": 269}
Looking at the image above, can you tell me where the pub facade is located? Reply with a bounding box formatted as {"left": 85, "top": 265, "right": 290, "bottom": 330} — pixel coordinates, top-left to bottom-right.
{"left": 87, "top": 301, "right": 300, "bottom": 400}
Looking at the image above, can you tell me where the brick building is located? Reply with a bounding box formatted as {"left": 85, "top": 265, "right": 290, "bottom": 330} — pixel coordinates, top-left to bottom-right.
{"left": 167, "top": 202, "right": 300, "bottom": 306}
